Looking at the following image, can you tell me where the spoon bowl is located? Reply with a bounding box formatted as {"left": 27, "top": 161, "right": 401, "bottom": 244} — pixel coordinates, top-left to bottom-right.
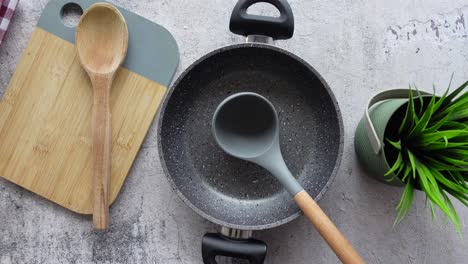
{"left": 213, "top": 92, "right": 301, "bottom": 195}
{"left": 212, "top": 92, "right": 278, "bottom": 159}
{"left": 76, "top": 3, "right": 128, "bottom": 74}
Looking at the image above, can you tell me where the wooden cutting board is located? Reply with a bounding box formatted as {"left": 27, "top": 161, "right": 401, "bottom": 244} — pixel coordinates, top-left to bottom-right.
{"left": 0, "top": 0, "right": 178, "bottom": 214}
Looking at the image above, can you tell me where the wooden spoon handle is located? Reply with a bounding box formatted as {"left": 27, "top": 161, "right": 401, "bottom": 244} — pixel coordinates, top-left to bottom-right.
{"left": 294, "top": 190, "right": 365, "bottom": 264}
{"left": 91, "top": 75, "right": 112, "bottom": 230}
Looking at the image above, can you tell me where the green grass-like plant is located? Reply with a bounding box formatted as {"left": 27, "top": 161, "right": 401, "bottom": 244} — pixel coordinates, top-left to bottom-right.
{"left": 385, "top": 79, "right": 468, "bottom": 234}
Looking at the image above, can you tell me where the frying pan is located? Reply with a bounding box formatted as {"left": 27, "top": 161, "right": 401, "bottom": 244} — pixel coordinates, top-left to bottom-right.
{"left": 158, "top": 0, "right": 344, "bottom": 263}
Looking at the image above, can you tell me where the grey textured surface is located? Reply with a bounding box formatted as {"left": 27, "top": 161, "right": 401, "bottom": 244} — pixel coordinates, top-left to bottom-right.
{"left": 0, "top": 0, "right": 467, "bottom": 263}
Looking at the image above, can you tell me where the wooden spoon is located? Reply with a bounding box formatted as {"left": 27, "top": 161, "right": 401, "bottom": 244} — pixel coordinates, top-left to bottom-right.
{"left": 76, "top": 3, "right": 128, "bottom": 230}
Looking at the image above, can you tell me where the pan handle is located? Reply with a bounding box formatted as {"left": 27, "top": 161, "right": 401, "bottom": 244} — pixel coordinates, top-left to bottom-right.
{"left": 202, "top": 233, "right": 267, "bottom": 264}
{"left": 229, "top": 0, "right": 294, "bottom": 40}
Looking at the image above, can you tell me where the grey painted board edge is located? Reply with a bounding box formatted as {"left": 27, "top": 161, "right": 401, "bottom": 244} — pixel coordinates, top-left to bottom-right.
{"left": 37, "top": 0, "right": 179, "bottom": 87}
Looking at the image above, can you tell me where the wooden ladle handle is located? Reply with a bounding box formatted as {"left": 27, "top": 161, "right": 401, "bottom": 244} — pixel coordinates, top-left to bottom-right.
{"left": 90, "top": 75, "right": 112, "bottom": 230}
{"left": 294, "top": 190, "right": 365, "bottom": 264}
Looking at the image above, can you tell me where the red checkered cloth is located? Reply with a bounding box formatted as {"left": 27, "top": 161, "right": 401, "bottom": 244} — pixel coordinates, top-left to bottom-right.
{"left": 0, "top": 0, "right": 19, "bottom": 46}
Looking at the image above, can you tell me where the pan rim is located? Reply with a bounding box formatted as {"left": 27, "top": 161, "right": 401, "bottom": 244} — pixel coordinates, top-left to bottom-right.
{"left": 157, "top": 43, "right": 344, "bottom": 230}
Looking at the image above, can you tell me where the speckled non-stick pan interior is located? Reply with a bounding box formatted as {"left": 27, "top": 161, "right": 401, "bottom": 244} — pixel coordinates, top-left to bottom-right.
{"left": 158, "top": 43, "right": 344, "bottom": 230}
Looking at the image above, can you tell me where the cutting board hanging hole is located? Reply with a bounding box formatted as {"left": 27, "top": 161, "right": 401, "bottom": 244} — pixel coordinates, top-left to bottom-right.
{"left": 60, "top": 3, "right": 83, "bottom": 28}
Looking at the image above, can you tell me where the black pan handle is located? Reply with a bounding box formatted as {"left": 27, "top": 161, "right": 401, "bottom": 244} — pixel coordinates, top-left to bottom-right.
{"left": 202, "top": 233, "right": 267, "bottom": 264}
{"left": 229, "top": 0, "right": 294, "bottom": 39}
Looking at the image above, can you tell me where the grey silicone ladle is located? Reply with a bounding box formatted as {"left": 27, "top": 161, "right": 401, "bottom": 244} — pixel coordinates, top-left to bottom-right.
{"left": 212, "top": 92, "right": 364, "bottom": 264}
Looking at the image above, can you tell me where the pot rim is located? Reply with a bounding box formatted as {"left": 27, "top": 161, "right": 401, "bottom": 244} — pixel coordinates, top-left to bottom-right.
{"left": 156, "top": 43, "right": 344, "bottom": 230}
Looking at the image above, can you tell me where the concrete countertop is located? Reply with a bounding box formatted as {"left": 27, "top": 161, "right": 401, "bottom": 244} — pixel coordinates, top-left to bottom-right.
{"left": 1, "top": 0, "right": 467, "bottom": 263}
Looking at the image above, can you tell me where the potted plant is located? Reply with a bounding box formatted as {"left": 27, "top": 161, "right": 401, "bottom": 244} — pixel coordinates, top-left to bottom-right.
{"left": 354, "top": 79, "right": 468, "bottom": 233}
